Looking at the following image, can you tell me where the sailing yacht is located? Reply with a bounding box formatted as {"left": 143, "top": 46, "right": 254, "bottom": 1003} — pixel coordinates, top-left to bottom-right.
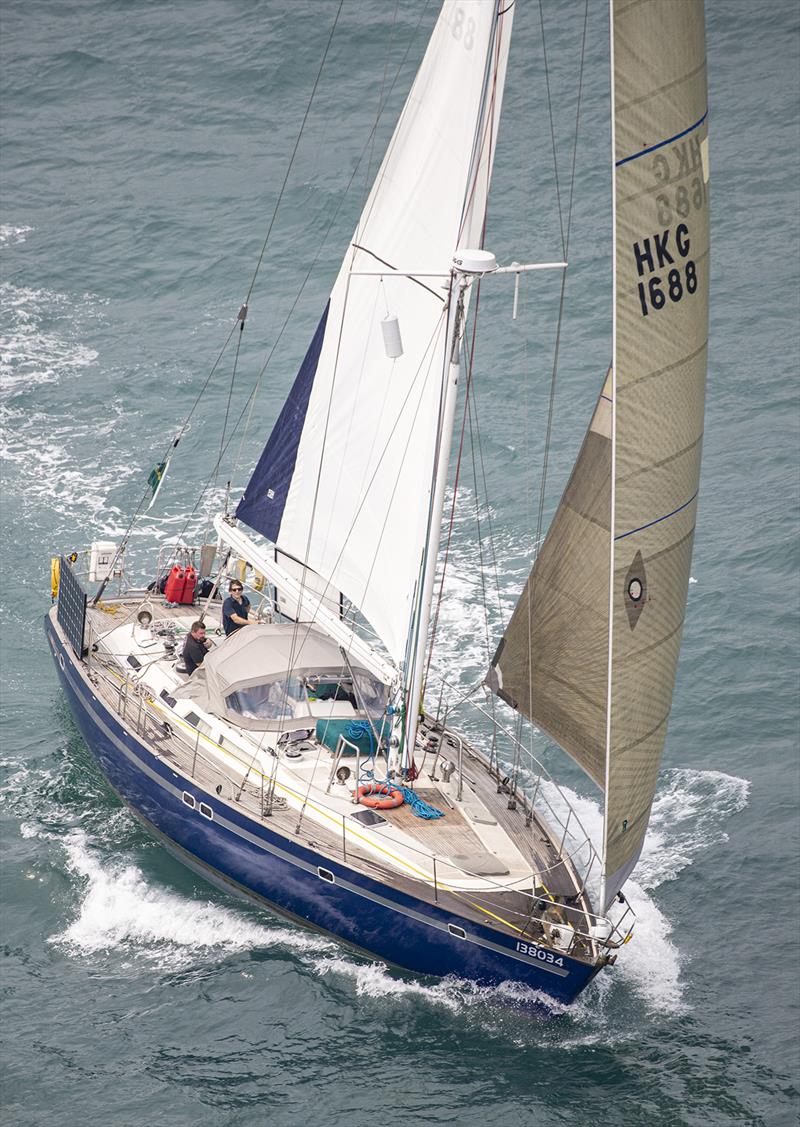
{"left": 46, "top": 0, "right": 709, "bottom": 1007}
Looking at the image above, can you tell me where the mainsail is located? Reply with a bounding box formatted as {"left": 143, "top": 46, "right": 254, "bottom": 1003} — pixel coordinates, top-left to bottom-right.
{"left": 238, "top": 1, "right": 514, "bottom": 664}
{"left": 487, "top": 0, "right": 709, "bottom": 912}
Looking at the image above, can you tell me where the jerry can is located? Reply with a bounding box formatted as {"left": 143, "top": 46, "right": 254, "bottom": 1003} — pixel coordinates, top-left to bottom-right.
{"left": 164, "top": 565, "right": 185, "bottom": 602}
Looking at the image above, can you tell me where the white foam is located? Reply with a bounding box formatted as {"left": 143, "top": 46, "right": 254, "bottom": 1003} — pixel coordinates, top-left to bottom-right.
{"left": 52, "top": 830, "right": 333, "bottom": 968}
{"left": 539, "top": 768, "right": 749, "bottom": 1015}
{"left": 0, "top": 224, "right": 33, "bottom": 246}
{"left": 0, "top": 404, "right": 136, "bottom": 522}
{"left": 314, "top": 956, "right": 573, "bottom": 1016}
{"left": 636, "top": 768, "right": 750, "bottom": 890}
{"left": 0, "top": 281, "right": 100, "bottom": 394}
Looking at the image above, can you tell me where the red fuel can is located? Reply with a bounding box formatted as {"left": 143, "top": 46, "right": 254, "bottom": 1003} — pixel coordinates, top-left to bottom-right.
{"left": 164, "top": 565, "right": 185, "bottom": 603}
{"left": 181, "top": 565, "right": 197, "bottom": 605}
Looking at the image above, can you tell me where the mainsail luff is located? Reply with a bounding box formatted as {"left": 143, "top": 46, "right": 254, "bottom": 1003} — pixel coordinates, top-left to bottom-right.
{"left": 237, "top": 1, "right": 514, "bottom": 665}
{"left": 487, "top": 0, "right": 709, "bottom": 913}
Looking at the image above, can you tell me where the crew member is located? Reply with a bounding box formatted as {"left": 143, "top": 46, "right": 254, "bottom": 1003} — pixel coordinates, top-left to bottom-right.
{"left": 222, "top": 580, "right": 251, "bottom": 636}
{"left": 182, "top": 621, "right": 212, "bottom": 675}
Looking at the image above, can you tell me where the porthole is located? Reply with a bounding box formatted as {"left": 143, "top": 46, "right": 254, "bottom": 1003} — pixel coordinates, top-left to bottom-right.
{"left": 58, "top": 653, "right": 65, "bottom": 671}
{"left": 317, "top": 867, "right": 335, "bottom": 883}
{"left": 448, "top": 924, "right": 466, "bottom": 940}
{"left": 182, "top": 792, "right": 196, "bottom": 809}
{"left": 198, "top": 803, "right": 213, "bottom": 820}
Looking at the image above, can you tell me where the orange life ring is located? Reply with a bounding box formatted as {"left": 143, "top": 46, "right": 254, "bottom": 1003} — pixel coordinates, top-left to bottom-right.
{"left": 357, "top": 783, "right": 404, "bottom": 810}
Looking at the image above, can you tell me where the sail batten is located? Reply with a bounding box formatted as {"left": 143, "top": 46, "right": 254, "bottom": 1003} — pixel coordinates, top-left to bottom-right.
{"left": 487, "top": 0, "right": 709, "bottom": 913}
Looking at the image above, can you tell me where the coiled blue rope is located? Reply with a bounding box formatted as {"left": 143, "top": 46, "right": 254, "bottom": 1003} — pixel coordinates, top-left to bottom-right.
{"left": 395, "top": 787, "right": 444, "bottom": 819}
{"left": 349, "top": 719, "right": 444, "bottom": 819}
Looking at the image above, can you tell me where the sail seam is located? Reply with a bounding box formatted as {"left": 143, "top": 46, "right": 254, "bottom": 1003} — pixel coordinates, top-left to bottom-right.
{"left": 612, "top": 710, "right": 669, "bottom": 758}
{"left": 615, "top": 57, "right": 707, "bottom": 115}
{"left": 617, "top": 433, "right": 703, "bottom": 484}
{"left": 615, "top": 108, "right": 708, "bottom": 166}
{"left": 614, "top": 489, "right": 698, "bottom": 541}
{"left": 531, "top": 668, "right": 607, "bottom": 718}
{"left": 623, "top": 337, "right": 708, "bottom": 392}
{"left": 619, "top": 614, "right": 686, "bottom": 664}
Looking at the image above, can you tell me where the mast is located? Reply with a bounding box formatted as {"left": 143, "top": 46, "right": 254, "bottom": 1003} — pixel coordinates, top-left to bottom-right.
{"left": 402, "top": 266, "right": 469, "bottom": 760}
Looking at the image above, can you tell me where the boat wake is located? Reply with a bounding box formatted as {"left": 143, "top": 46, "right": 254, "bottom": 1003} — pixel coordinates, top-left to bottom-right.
{"left": 48, "top": 829, "right": 335, "bottom": 970}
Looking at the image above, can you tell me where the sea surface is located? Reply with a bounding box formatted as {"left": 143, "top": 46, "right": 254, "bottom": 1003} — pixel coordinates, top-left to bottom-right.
{"left": 1, "top": 2, "right": 798, "bottom": 1124}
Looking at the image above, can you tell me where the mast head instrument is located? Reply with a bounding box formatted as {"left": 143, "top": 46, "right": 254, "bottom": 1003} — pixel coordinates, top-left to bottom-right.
{"left": 452, "top": 248, "right": 497, "bottom": 276}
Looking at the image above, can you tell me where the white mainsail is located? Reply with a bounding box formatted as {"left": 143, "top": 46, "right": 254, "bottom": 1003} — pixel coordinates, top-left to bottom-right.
{"left": 237, "top": 0, "right": 514, "bottom": 664}
{"left": 487, "top": 0, "right": 710, "bottom": 912}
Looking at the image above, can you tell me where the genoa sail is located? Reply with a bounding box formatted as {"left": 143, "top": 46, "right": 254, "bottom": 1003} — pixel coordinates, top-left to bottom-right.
{"left": 487, "top": 0, "right": 709, "bottom": 913}
{"left": 237, "top": 0, "right": 514, "bottom": 664}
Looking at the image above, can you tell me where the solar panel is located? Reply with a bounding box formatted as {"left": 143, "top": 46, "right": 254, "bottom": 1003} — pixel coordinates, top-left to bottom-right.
{"left": 56, "top": 556, "right": 87, "bottom": 656}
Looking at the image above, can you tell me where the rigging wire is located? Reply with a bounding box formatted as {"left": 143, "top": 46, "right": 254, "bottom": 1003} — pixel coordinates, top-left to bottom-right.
{"left": 530, "top": 0, "right": 590, "bottom": 571}
{"left": 242, "top": 0, "right": 345, "bottom": 309}
{"left": 522, "top": 0, "right": 591, "bottom": 818}
{"left": 90, "top": 321, "right": 240, "bottom": 605}
{"left": 206, "top": 311, "right": 247, "bottom": 541}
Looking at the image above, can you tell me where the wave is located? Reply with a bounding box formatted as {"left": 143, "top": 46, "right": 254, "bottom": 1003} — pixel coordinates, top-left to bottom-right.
{"left": 49, "top": 829, "right": 334, "bottom": 969}
{"left": 0, "top": 224, "right": 33, "bottom": 246}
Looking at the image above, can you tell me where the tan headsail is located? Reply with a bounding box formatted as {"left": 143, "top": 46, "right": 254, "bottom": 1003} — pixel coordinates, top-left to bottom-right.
{"left": 486, "top": 0, "right": 709, "bottom": 913}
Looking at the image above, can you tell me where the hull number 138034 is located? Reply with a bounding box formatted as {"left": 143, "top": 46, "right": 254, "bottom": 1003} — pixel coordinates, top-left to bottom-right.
{"left": 516, "top": 940, "right": 565, "bottom": 967}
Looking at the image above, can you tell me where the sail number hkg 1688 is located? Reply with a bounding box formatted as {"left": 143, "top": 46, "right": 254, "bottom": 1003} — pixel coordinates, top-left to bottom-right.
{"left": 632, "top": 222, "right": 697, "bottom": 317}
{"left": 516, "top": 940, "right": 565, "bottom": 967}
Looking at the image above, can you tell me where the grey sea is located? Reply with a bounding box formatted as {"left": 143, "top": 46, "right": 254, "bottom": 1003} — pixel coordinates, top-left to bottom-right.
{"left": 1, "top": 2, "right": 798, "bottom": 1124}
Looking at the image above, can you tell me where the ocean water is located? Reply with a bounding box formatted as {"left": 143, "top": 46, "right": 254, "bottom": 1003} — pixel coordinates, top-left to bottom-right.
{"left": 1, "top": 2, "right": 798, "bottom": 1125}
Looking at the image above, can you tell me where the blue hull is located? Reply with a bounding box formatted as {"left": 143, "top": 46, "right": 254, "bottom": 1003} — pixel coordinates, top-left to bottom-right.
{"left": 46, "top": 615, "right": 601, "bottom": 1006}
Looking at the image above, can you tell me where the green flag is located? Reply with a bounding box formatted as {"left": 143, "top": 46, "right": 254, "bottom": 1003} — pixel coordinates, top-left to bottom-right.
{"left": 146, "top": 460, "right": 169, "bottom": 510}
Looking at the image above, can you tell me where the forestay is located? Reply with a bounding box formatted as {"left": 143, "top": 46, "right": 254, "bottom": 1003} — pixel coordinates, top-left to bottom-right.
{"left": 237, "top": 1, "right": 514, "bottom": 663}
{"left": 487, "top": 0, "right": 709, "bottom": 913}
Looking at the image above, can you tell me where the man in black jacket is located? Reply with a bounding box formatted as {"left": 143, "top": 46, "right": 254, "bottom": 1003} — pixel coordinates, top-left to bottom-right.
{"left": 182, "top": 621, "right": 211, "bottom": 675}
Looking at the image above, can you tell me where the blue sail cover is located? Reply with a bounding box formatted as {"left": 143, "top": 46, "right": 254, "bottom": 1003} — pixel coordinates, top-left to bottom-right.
{"left": 236, "top": 301, "right": 330, "bottom": 542}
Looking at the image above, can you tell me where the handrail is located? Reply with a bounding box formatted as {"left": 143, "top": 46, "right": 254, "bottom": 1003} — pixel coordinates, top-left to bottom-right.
{"left": 427, "top": 690, "right": 604, "bottom": 892}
